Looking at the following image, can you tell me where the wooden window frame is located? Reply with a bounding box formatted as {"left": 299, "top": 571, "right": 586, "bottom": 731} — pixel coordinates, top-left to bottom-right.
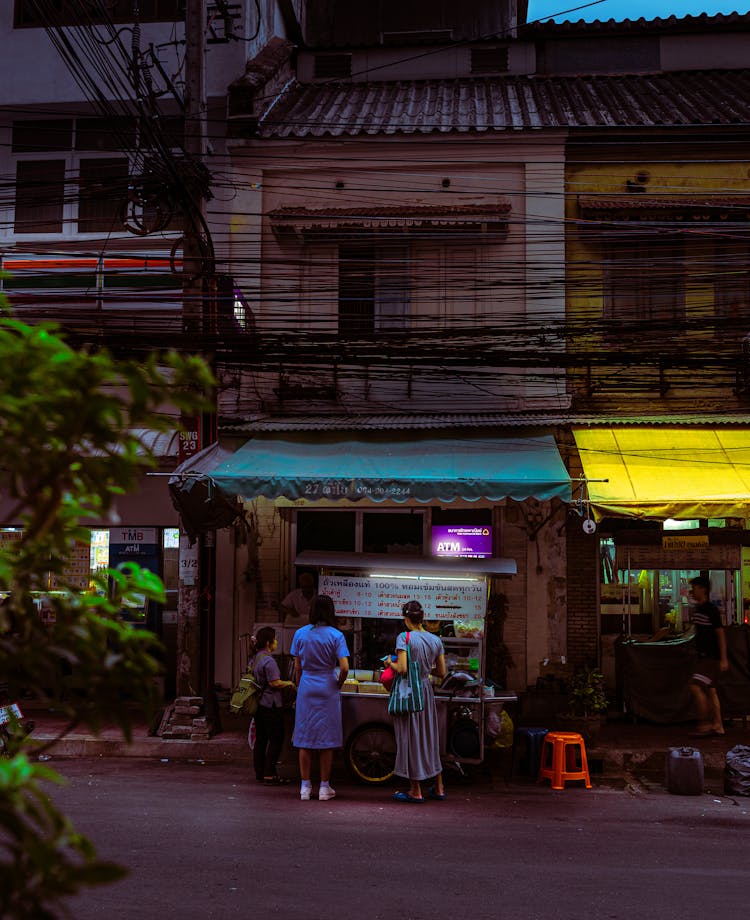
{"left": 603, "top": 236, "right": 686, "bottom": 331}
{"left": 338, "top": 243, "right": 411, "bottom": 337}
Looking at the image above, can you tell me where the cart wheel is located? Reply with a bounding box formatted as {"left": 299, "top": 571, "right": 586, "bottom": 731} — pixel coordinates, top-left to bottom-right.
{"left": 346, "top": 723, "right": 397, "bottom": 784}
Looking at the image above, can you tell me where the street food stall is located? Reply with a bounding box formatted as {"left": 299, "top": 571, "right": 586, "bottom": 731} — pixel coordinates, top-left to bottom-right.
{"left": 573, "top": 426, "right": 750, "bottom": 712}
{"left": 295, "top": 551, "right": 518, "bottom": 783}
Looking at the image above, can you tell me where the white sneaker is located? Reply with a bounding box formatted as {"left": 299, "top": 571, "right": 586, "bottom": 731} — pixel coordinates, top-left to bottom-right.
{"left": 318, "top": 786, "right": 336, "bottom": 801}
{"left": 300, "top": 786, "right": 312, "bottom": 801}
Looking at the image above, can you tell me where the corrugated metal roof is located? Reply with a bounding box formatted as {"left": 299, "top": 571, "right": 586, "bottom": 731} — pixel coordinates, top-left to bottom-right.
{"left": 571, "top": 414, "right": 750, "bottom": 427}
{"left": 132, "top": 428, "right": 181, "bottom": 457}
{"left": 222, "top": 413, "right": 564, "bottom": 432}
{"left": 257, "top": 71, "right": 750, "bottom": 137}
{"left": 220, "top": 413, "right": 750, "bottom": 434}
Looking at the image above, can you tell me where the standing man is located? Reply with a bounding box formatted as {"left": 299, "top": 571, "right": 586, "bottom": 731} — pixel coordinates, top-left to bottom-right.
{"left": 280, "top": 571, "right": 316, "bottom": 624}
{"left": 279, "top": 571, "right": 316, "bottom": 656}
{"left": 687, "top": 576, "right": 729, "bottom": 737}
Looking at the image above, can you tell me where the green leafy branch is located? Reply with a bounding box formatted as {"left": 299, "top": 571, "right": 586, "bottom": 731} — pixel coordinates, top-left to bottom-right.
{"left": 0, "top": 305, "right": 212, "bottom": 917}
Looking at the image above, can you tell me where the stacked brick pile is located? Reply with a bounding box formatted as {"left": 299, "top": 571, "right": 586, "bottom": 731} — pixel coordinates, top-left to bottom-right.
{"left": 157, "top": 696, "right": 213, "bottom": 741}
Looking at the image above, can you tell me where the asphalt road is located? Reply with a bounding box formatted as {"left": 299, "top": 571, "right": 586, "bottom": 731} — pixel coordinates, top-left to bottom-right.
{"left": 45, "top": 758, "right": 750, "bottom": 920}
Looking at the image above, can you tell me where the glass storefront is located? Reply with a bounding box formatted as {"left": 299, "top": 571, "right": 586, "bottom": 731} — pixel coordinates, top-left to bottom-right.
{"left": 600, "top": 519, "right": 748, "bottom": 638}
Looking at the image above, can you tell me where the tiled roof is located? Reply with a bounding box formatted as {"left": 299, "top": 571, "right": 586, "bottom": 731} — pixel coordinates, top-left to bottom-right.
{"left": 267, "top": 203, "right": 512, "bottom": 237}
{"left": 522, "top": 11, "right": 750, "bottom": 37}
{"left": 579, "top": 196, "right": 750, "bottom": 211}
{"left": 258, "top": 71, "right": 750, "bottom": 137}
{"left": 268, "top": 204, "right": 512, "bottom": 218}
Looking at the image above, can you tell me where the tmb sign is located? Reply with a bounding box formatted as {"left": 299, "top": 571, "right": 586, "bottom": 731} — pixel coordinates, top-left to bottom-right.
{"left": 110, "top": 528, "right": 159, "bottom": 557}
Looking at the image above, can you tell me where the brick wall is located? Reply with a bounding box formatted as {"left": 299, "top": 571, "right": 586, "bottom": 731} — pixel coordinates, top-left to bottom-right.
{"left": 253, "top": 498, "right": 288, "bottom": 621}
{"left": 502, "top": 516, "right": 528, "bottom": 690}
{"left": 566, "top": 518, "right": 599, "bottom": 666}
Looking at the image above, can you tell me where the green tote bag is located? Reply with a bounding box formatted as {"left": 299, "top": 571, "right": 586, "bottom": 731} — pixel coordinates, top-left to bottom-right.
{"left": 387, "top": 632, "right": 425, "bottom": 715}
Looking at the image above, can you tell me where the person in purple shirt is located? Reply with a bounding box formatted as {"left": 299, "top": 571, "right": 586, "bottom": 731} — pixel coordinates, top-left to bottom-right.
{"left": 250, "top": 626, "right": 296, "bottom": 784}
{"left": 290, "top": 595, "right": 349, "bottom": 801}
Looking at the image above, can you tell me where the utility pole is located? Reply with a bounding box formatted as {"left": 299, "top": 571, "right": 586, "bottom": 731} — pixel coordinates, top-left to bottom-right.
{"left": 177, "top": 0, "right": 216, "bottom": 698}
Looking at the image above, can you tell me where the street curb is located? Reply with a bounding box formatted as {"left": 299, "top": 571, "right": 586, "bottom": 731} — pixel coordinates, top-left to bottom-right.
{"left": 590, "top": 744, "right": 728, "bottom": 781}
{"left": 30, "top": 734, "right": 249, "bottom": 763}
{"left": 28, "top": 729, "right": 731, "bottom": 785}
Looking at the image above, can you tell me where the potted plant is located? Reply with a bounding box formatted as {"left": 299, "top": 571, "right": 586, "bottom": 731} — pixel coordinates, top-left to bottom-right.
{"left": 558, "top": 668, "right": 608, "bottom": 742}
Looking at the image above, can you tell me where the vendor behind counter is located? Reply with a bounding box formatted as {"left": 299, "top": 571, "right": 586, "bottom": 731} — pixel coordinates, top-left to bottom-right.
{"left": 339, "top": 618, "right": 455, "bottom": 670}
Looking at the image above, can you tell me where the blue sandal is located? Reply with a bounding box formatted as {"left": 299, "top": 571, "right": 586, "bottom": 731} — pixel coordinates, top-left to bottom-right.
{"left": 427, "top": 786, "right": 447, "bottom": 801}
{"left": 393, "top": 791, "right": 425, "bottom": 803}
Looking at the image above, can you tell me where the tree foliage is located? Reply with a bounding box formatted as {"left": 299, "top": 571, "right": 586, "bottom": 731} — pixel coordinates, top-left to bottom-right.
{"left": 0, "top": 304, "right": 213, "bottom": 918}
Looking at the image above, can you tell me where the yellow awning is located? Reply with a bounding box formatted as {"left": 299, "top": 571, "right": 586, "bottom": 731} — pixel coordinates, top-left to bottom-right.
{"left": 573, "top": 427, "right": 750, "bottom": 520}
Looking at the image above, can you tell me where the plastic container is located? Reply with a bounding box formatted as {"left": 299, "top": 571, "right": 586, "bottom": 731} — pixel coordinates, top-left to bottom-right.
{"left": 352, "top": 669, "right": 374, "bottom": 681}
{"left": 665, "top": 746, "right": 704, "bottom": 795}
{"left": 358, "top": 681, "right": 388, "bottom": 695}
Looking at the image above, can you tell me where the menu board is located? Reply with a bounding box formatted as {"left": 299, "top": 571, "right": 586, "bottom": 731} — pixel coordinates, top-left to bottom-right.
{"left": 50, "top": 539, "right": 91, "bottom": 590}
{"left": 0, "top": 529, "right": 23, "bottom": 551}
{"left": 319, "top": 574, "right": 486, "bottom": 620}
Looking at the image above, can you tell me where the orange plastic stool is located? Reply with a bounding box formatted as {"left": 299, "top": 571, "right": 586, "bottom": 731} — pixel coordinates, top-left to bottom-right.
{"left": 537, "top": 731, "right": 592, "bottom": 790}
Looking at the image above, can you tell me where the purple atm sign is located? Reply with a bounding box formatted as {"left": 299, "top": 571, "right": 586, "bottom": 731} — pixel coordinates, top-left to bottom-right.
{"left": 431, "top": 525, "right": 492, "bottom": 559}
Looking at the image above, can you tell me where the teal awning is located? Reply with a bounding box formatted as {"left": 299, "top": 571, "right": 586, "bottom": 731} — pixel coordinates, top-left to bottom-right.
{"left": 173, "top": 433, "right": 571, "bottom": 508}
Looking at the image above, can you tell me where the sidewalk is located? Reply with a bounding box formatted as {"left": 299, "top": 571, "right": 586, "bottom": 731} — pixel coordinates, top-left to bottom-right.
{"left": 588, "top": 715, "right": 748, "bottom": 783}
{"left": 18, "top": 703, "right": 750, "bottom": 785}
{"left": 20, "top": 705, "right": 250, "bottom": 765}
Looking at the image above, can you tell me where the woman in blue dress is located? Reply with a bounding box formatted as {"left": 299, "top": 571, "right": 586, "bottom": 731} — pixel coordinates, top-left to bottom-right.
{"left": 390, "top": 600, "right": 447, "bottom": 803}
{"left": 290, "top": 594, "right": 349, "bottom": 801}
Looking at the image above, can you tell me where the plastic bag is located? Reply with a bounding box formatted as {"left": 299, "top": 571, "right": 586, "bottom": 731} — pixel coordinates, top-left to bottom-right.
{"left": 485, "top": 708, "right": 514, "bottom": 749}
{"left": 724, "top": 744, "right": 750, "bottom": 796}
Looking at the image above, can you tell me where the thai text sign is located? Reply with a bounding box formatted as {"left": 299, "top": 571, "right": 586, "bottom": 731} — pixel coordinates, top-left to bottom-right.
{"left": 319, "top": 574, "right": 486, "bottom": 620}
{"left": 616, "top": 540, "right": 741, "bottom": 571}
{"left": 662, "top": 535, "right": 709, "bottom": 551}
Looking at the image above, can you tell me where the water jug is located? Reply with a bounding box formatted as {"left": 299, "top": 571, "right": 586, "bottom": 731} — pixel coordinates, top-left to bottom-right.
{"left": 665, "top": 746, "right": 704, "bottom": 795}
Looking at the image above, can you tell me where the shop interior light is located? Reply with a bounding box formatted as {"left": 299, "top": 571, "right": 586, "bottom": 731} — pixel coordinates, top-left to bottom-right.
{"left": 418, "top": 576, "right": 480, "bottom": 583}
{"left": 367, "top": 573, "right": 418, "bottom": 579}
{"left": 367, "top": 573, "right": 480, "bottom": 583}
{"left": 663, "top": 519, "right": 700, "bottom": 530}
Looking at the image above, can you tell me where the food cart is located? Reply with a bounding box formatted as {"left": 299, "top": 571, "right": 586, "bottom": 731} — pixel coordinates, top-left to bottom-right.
{"left": 296, "top": 551, "right": 518, "bottom": 784}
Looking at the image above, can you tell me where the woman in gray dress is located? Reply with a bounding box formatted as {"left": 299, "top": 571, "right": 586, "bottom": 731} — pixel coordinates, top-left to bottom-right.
{"left": 390, "top": 600, "right": 447, "bottom": 803}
